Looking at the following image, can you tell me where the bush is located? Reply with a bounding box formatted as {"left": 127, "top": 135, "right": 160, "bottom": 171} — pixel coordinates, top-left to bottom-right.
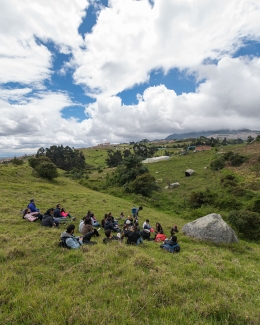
{"left": 35, "top": 162, "right": 58, "bottom": 179}
{"left": 11, "top": 157, "right": 24, "bottom": 165}
{"left": 251, "top": 199, "right": 260, "bottom": 213}
{"left": 229, "top": 153, "right": 247, "bottom": 167}
{"left": 227, "top": 210, "right": 260, "bottom": 239}
{"left": 28, "top": 156, "right": 52, "bottom": 169}
{"left": 215, "top": 196, "right": 242, "bottom": 210}
{"left": 128, "top": 173, "right": 158, "bottom": 197}
{"left": 220, "top": 174, "right": 238, "bottom": 187}
{"left": 188, "top": 189, "right": 215, "bottom": 208}
{"left": 230, "top": 186, "right": 247, "bottom": 197}
{"left": 210, "top": 157, "right": 225, "bottom": 170}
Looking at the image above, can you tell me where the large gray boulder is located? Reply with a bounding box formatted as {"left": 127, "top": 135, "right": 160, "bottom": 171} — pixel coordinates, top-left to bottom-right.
{"left": 182, "top": 213, "right": 238, "bottom": 243}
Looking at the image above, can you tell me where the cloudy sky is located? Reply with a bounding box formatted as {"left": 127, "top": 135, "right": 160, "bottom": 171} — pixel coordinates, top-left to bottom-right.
{"left": 1, "top": 0, "right": 260, "bottom": 157}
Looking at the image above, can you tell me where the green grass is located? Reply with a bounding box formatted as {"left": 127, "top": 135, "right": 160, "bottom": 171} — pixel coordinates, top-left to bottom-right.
{"left": 1, "top": 145, "right": 260, "bottom": 324}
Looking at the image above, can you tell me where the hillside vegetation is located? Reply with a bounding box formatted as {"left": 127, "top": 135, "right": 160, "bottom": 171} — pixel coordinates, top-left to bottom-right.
{"left": 1, "top": 142, "right": 260, "bottom": 324}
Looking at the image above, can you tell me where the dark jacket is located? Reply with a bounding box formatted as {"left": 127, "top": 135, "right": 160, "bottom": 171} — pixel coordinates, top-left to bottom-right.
{"left": 41, "top": 214, "right": 55, "bottom": 227}
{"left": 28, "top": 202, "right": 38, "bottom": 212}
{"left": 125, "top": 230, "right": 142, "bottom": 245}
{"left": 54, "top": 207, "right": 62, "bottom": 218}
{"left": 104, "top": 220, "right": 118, "bottom": 232}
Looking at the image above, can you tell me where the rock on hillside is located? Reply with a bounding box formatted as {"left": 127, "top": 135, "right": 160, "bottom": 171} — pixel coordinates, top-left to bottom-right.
{"left": 182, "top": 213, "right": 238, "bottom": 243}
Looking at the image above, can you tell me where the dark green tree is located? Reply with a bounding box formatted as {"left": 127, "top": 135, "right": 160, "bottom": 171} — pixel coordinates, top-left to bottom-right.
{"left": 133, "top": 143, "right": 157, "bottom": 159}
{"left": 113, "top": 154, "right": 148, "bottom": 185}
{"left": 36, "top": 147, "right": 45, "bottom": 157}
{"left": 123, "top": 149, "right": 131, "bottom": 158}
{"left": 105, "top": 149, "right": 123, "bottom": 167}
{"left": 44, "top": 145, "right": 86, "bottom": 171}
{"left": 247, "top": 135, "right": 254, "bottom": 143}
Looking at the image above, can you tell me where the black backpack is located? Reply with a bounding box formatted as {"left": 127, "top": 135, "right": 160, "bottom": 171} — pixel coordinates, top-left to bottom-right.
{"left": 58, "top": 237, "right": 71, "bottom": 249}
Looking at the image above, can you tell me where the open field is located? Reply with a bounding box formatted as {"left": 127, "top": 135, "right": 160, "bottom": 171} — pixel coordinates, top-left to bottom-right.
{"left": 1, "top": 148, "right": 260, "bottom": 324}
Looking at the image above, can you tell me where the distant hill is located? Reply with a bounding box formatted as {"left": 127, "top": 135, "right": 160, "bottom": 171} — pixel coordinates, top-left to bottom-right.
{"left": 165, "top": 129, "right": 252, "bottom": 140}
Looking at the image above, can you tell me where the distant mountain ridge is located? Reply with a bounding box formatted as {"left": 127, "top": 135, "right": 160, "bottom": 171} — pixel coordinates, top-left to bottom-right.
{"left": 165, "top": 129, "right": 255, "bottom": 140}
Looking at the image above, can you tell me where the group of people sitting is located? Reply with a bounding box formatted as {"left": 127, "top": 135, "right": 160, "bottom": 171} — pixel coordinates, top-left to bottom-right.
{"left": 22, "top": 200, "right": 181, "bottom": 253}
{"left": 22, "top": 199, "right": 76, "bottom": 227}
{"left": 59, "top": 206, "right": 181, "bottom": 253}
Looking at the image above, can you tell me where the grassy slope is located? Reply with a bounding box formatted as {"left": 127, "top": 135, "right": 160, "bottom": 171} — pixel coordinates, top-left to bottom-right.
{"left": 1, "top": 152, "right": 260, "bottom": 324}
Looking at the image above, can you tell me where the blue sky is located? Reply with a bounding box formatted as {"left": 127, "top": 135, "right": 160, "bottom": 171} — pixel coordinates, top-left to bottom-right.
{"left": 1, "top": 0, "right": 260, "bottom": 157}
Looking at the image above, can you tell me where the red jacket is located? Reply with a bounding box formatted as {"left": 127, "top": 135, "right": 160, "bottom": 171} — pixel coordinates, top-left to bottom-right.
{"left": 155, "top": 233, "right": 167, "bottom": 242}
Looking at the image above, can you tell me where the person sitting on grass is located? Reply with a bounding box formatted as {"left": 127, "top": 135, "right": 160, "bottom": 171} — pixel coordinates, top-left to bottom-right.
{"left": 123, "top": 225, "right": 143, "bottom": 246}
{"left": 27, "top": 199, "right": 40, "bottom": 213}
{"left": 160, "top": 235, "right": 180, "bottom": 253}
{"left": 103, "top": 229, "right": 122, "bottom": 244}
{"left": 170, "top": 225, "right": 179, "bottom": 236}
{"left": 155, "top": 222, "right": 163, "bottom": 234}
{"left": 53, "top": 204, "right": 72, "bottom": 223}
{"left": 141, "top": 228, "right": 152, "bottom": 241}
{"left": 81, "top": 217, "right": 100, "bottom": 238}
{"left": 104, "top": 217, "right": 120, "bottom": 232}
{"left": 155, "top": 230, "right": 167, "bottom": 242}
{"left": 116, "top": 212, "right": 125, "bottom": 221}
{"left": 60, "top": 207, "right": 76, "bottom": 221}
{"left": 22, "top": 208, "right": 39, "bottom": 222}
{"left": 89, "top": 213, "right": 101, "bottom": 227}
{"left": 60, "top": 224, "right": 83, "bottom": 249}
{"left": 41, "top": 208, "right": 59, "bottom": 227}
{"left": 124, "top": 216, "right": 134, "bottom": 227}
{"left": 142, "top": 219, "right": 151, "bottom": 230}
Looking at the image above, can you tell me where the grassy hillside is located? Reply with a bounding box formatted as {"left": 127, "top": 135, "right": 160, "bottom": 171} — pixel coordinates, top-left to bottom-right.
{"left": 1, "top": 157, "right": 260, "bottom": 325}
{"left": 81, "top": 142, "right": 260, "bottom": 218}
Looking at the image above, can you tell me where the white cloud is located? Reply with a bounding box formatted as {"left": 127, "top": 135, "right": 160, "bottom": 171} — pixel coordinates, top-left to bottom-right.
{"left": 84, "top": 56, "right": 260, "bottom": 140}
{"left": 73, "top": 0, "right": 260, "bottom": 97}
{"left": 0, "top": 0, "right": 89, "bottom": 85}
{"left": 1, "top": 0, "right": 260, "bottom": 154}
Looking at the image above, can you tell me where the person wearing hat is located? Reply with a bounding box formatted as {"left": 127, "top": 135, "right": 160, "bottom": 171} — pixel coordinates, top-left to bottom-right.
{"left": 27, "top": 199, "right": 39, "bottom": 213}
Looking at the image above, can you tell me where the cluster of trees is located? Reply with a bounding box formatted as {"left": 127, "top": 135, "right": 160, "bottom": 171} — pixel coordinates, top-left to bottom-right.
{"left": 106, "top": 144, "right": 157, "bottom": 168}
{"left": 112, "top": 154, "right": 158, "bottom": 197}
{"left": 28, "top": 145, "right": 87, "bottom": 180}
{"left": 36, "top": 145, "right": 86, "bottom": 171}
{"left": 105, "top": 143, "right": 159, "bottom": 197}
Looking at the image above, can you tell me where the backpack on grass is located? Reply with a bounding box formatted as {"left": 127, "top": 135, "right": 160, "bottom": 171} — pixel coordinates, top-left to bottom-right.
{"left": 58, "top": 237, "right": 71, "bottom": 249}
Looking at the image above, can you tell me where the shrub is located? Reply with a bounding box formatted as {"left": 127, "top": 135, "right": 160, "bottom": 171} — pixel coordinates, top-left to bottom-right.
{"left": 227, "top": 210, "right": 260, "bottom": 239}
{"left": 229, "top": 153, "right": 247, "bottom": 166}
{"left": 128, "top": 173, "right": 158, "bottom": 197}
{"left": 220, "top": 174, "right": 238, "bottom": 187}
{"left": 210, "top": 157, "right": 225, "bottom": 170}
{"left": 251, "top": 199, "right": 260, "bottom": 213}
{"left": 35, "top": 162, "right": 58, "bottom": 179}
{"left": 188, "top": 189, "right": 215, "bottom": 208}
{"left": 28, "top": 156, "right": 52, "bottom": 168}
{"left": 230, "top": 186, "right": 247, "bottom": 197}
{"left": 11, "top": 157, "right": 24, "bottom": 165}
{"left": 215, "top": 196, "right": 242, "bottom": 210}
